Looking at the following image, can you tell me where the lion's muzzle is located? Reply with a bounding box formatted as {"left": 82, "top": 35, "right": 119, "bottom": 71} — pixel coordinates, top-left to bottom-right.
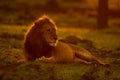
{"left": 49, "top": 40, "right": 58, "bottom": 47}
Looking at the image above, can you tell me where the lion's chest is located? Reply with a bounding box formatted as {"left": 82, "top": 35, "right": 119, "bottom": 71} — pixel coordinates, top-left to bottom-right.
{"left": 51, "top": 42, "right": 74, "bottom": 62}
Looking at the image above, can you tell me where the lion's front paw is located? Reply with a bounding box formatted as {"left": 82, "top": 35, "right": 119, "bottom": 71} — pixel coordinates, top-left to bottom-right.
{"left": 36, "top": 56, "right": 46, "bottom": 61}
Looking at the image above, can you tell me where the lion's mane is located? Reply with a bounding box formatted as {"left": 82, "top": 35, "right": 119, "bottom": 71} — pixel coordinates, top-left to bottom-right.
{"left": 24, "top": 15, "right": 57, "bottom": 60}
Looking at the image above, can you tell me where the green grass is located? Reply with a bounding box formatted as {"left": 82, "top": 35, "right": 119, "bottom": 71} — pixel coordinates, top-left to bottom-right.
{"left": 58, "top": 27, "right": 120, "bottom": 50}
{"left": 83, "top": 28, "right": 120, "bottom": 50}
{"left": 0, "top": 25, "right": 120, "bottom": 80}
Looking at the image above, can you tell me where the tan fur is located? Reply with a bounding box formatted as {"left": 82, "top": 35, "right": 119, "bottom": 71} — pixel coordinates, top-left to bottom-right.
{"left": 38, "top": 41, "right": 107, "bottom": 66}
{"left": 24, "top": 15, "right": 108, "bottom": 66}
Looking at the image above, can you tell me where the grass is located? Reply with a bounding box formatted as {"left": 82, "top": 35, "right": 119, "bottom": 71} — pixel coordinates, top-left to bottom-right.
{"left": 0, "top": 25, "right": 120, "bottom": 80}
{"left": 58, "top": 27, "right": 120, "bottom": 50}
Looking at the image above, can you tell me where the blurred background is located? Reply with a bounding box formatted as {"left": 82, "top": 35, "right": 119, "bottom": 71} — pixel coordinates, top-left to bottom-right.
{"left": 0, "top": 0, "right": 120, "bottom": 80}
{"left": 0, "top": 0, "right": 120, "bottom": 28}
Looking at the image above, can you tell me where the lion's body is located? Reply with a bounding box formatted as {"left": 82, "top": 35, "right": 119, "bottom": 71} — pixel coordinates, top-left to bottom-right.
{"left": 24, "top": 15, "right": 108, "bottom": 66}
{"left": 39, "top": 41, "right": 105, "bottom": 65}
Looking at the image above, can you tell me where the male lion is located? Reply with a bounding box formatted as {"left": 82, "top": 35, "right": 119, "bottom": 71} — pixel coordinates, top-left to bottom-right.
{"left": 24, "top": 15, "right": 57, "bottom": 60}
{"left": 24, "top": 15, "right": 108, "bottom": 66}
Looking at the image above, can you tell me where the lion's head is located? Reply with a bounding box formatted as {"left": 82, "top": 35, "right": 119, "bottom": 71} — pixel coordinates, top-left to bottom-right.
{"left": 33, "top": 15, "right": 58, "bottom": 47}
{"left": 24, "top": 15, "right": 58, "bottom": 60}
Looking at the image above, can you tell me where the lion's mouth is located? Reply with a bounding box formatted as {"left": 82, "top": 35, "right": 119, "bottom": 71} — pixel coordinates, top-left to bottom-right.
{"left": 49, "top": 40, "right": 58, "bottom": 47}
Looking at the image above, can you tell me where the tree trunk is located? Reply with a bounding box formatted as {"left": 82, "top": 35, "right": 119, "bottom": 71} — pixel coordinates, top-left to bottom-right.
{"left": 97, "top": 0, "right": 108, "bottom": 29}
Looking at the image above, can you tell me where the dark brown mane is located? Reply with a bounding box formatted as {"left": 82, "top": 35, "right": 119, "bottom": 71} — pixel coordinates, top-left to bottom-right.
{"left": 24, "top": 16, "right": 55, "bottom": 60}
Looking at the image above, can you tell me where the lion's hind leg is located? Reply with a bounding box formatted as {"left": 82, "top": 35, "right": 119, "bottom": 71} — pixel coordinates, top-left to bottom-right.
{"left": 37, "top": 56, "right": 56, "bottom": 63}
{"left": 74, "top": 48, "right": 109, "bottom": 66}
{"left": 90, "top": 57, "right": 109, "bottom": 67}
{"left": 74, "top": 57, "right": 92, "bottom": 65}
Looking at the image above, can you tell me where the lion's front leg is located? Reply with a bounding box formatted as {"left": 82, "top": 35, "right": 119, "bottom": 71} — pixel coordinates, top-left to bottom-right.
{"left": 37, "top": 56, "right": 56, "bottom": 63}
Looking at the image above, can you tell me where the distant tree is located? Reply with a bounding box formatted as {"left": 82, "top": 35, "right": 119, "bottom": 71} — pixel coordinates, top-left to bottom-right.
{"left": 97, "top": 0, "right": 108, "bottom": 28}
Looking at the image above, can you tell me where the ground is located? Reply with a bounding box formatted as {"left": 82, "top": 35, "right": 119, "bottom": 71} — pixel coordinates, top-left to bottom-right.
{"left": 0, "top": 25, "right": 120, "bottom": 80}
